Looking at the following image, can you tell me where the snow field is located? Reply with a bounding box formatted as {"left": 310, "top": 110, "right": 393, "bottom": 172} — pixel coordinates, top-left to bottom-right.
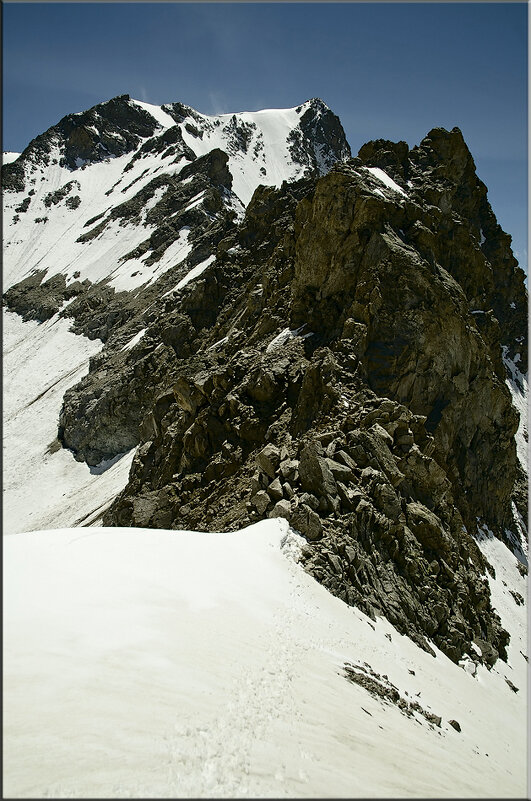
{"left": 502, "top": 347, "right": 528, "bottom": 470}
{"left": 476, "top": 528, "right": 528, "bottom": 664}
{"left": 3, "top": 519, "right": 528, "bottom": 798}
{"left": 178, "top": 104, "right": 315, "bottom": 206}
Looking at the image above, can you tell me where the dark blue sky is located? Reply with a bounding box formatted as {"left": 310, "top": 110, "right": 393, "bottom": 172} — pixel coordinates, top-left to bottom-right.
{"left": 2, "top": 2, "right": 528, "bottom": 270}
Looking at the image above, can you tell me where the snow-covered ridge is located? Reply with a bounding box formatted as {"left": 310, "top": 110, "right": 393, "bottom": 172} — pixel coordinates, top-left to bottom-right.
{"left": 131, "top": 96, "right": 347, "bottom": 206}
{"left": 130, "top": 99, "right": 177, "bottom": 129}
{"left": 4, "top": 518, "right": 527, "bottom": 797}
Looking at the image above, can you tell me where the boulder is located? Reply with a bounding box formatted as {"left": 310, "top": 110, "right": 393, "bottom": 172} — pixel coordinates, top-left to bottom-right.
{"left": 472, "top": 638, "right": 498, "bottom": 668}
{"left": 173, "top": 375, "right": 207, "bottom": 415}
{"left": 370, "top": 422, "right": 394, "bottom": 447}
{"left": 252, "top": 490, "right": 270, "bottom": 515}
{"left": 337, "top": 481, "right": 357, "bottom": 511}
{"left": 373, "top": 482, "right": 402, "bottom": 519}
{"left": 334, "top": 449, "right": 358, "bottom": 472}
{"left": 299, "top": 441, "right": 338, "bottom": 498}
{"left": 283, "top": 482, "right": 295, "bottom": 499}
{"left": 267, "top": 477, "right": 284, "bottom": 501}
{"left": 300, "top": 492, "right": 319, "bottom": 510}
{"left": 327, "top": 552, "right": 343, "bottom": 575}
{"left": 351, "top": 429, "right": 405, "bottom": 488}
{"left": 250, "top": 471, "right": 266, "bottom": 494}
{"left": 279, "top": 458, "right": 299, "bottom": 482}
{"left": 290, "top": 504, "right": 323, "bottom": 540}
{"left": 406, "top": 501, "right": 448, "bottom": 552}
{"left": 325, "top": 457, "right": 355, "bottom": 484}
{"left": 256, "top": 443, "right": 281, "bottom": 478}
{"left": 269, "top": 499, "right": 291, "bottom": 520}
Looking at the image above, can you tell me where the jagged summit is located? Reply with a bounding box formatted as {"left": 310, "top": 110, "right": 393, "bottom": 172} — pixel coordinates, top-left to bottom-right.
{"left": 353, "top": 126, "right": 527, "bottom": 372}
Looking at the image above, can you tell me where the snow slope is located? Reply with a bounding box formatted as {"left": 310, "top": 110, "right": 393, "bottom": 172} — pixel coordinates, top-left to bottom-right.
{"left": 3, "top": 519, "right": 527, "bottom": 798}
{"left": 2, "top": 143, "right": 195, "bottom": 293}
{"left": 128, "top": 99, "right": 326, "bottom": 205}
{"left": 3, "top": 310, "right": 134, "bottom": 534}
{"left": 175, "top": 103, "right": 313, "bottom": 206}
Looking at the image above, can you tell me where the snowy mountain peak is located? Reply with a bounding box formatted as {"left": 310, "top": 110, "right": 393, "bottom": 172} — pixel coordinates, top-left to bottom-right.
{"left": 4, "top": 94, "right": 160, "bottom": 184}
{"left": 4, "top": 95, "right": 349, "bottom": 193}
{"left": 2, "top": 95, "right": 351, "bottom": 293}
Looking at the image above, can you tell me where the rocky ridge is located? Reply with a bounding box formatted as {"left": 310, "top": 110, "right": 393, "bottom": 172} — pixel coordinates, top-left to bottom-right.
{"left": 3, "top": 101, "right": 528, "bottom": 669}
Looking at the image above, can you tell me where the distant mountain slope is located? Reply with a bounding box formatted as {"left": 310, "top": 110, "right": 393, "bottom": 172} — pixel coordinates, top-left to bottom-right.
{"left": 2, "top": 95, "right": 350, "bottom": 292}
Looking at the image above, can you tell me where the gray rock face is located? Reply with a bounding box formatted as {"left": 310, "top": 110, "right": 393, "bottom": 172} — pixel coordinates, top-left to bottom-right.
{"left": 289, "top": 98, "right": 352, "bottom": 173}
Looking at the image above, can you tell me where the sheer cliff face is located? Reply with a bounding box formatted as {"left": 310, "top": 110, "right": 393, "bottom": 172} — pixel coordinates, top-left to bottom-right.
{"left": 3, "top": 100, "right": 527, "bottom": 668}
